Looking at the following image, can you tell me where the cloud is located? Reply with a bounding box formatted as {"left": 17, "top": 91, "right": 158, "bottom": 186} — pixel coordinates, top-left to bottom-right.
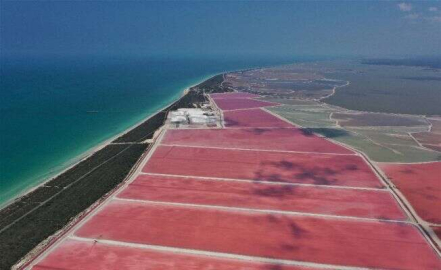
{"left": 396, "top": 3, "right": 441, "bottom": 23}
{"left": 398, "top": 2, "right": 413, "bottom": 12}
{"left": 404, "top": 13, "right": 420, "bottom": 20}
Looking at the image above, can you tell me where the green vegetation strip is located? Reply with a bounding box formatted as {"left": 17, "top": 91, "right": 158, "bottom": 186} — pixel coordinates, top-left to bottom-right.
{"left": 268, "top": 103, "right": 440, "bottom": 163}
{"left": 113, "top": 91, "right": 206, "bottom": 143}
{"left": 0, "top": 144, "right": 147, "bottom": 269}
{"left": 195, "top": 74, "right": 231, "bottom": 93}
{"left": 269, "top": 106, "right": 336, "bottom": 128}
{"left": 113, "top": 75, "right": 228, "bottom": 143}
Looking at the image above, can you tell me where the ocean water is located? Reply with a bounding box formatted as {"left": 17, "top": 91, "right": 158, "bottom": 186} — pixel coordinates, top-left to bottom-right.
{"left": 0, "top": 54, "right": 307, "bottom": 206}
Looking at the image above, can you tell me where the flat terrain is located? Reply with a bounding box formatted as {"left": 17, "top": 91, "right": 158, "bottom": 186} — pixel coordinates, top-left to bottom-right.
{"left": 413, "top": 118, "right": 441, "bottom": 152}
{"left": 212, "top": 97, "right": 277, "bottom": 111}
{"left": 321, "top": 61, "right": 441, "bottom": 115}
{"left": 333, "top": 112, "right": 428, "bottom": 127}
{"left": 75, "top": 201, "right": 435, "bottom": 269}
{"left": 224, "top": 68, "right": 343, "bottom": 100}
{"left": 143, "top": 145, "right": 382, "bottom": 188}
{"left": 0, "top": 143, "right": 147, "bottom": 269}
{"left": 223, "top": 108, "right": 293, "bottom": 128}
{"left": 267, "top": 100, "right": 440, "bottom": 163}
{"left": 27, "top": 92, "right": 441, "bottom": 270}
{"left": 269, "top": 105, "right": 336, "bottom": 128}
{"left": 211, "top": 92, "right": 260, "bottom": 99}
{"left": 379, "top": 162, "right": 441, "bottom": 225}
{"left": 162, "top": 128, "right": 353, "bottom": 154}
{"left": 32, "top": 239, "right": 310, "bottom": 270}
{"left": 225, "top": 63, "right": 440, "bottom": 250}
{"left": 120, "top": 174, "right": 405, "bottom": 220}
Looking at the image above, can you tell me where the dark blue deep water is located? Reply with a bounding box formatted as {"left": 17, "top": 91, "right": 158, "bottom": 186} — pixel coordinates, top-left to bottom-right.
{"left": 0, "top": 54, "right": 308, "bottom": 206}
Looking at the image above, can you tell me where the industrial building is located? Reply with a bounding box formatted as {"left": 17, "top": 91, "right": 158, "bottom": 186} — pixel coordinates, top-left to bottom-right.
{"left": 168, "top": 108, "right": 220, "bottom": 128}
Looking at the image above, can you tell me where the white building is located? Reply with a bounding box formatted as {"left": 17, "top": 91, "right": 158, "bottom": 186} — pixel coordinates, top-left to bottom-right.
{"left": 168, "top": 108, "right": 219, "bottom": 126}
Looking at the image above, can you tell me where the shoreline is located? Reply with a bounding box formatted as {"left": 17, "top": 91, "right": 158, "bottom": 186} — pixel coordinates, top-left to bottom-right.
{"left": 0, "top": 75, "right": 213, "bottom": 210}
{"left": 1, "top": 60, "right": 301, "bottom": 210}
{"left": 0, "top": 65, "right": 242, "bottom": 269}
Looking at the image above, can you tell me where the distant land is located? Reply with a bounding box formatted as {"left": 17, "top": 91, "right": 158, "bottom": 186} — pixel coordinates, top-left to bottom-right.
{"left": 362, "top": 57, "right": 441, "bottom": 69}
{"left": 322, "top": 59, "right": 441, "bottom": 115}
{"left": 362, "top": 57, "right": 441, "bottom": 83}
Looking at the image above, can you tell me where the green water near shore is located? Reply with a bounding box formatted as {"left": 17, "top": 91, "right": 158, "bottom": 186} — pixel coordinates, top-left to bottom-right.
{"left": 0, "top": 54, "right": 310, "bottom": 207}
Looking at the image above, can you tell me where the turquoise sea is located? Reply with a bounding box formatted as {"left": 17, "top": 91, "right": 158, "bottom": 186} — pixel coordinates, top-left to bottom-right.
{"left": 0, "top": 54, "right": 309, "bottom": 207}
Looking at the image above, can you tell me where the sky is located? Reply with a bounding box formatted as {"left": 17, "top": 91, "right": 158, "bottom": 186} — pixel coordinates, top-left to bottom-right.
{"left": 2, "top": 1, "right": 441, "bottom": 58}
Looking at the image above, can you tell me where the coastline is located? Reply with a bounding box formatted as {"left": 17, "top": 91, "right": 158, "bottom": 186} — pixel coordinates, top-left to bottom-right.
{"left": 1, "top": 56, "right": 305, "bottom": 210}
{"left": 0, "top": 74, "right": 214, "bottom": 210}
{"left": 0, "top": 67, "right": 239, "bottom": 269}
{"left": 2, "top": 58, "right": 286, "bottom": 209}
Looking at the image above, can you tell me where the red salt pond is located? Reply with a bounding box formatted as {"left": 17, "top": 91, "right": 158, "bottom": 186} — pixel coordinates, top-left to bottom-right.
{"left": 75, "top": 201, "right": 441, "bottom": 270}
{"left": 143, "top": 146, "right": 383, "bottom": 188}
{"left": 162, "top": 128, "right": 353, "bottom": 154}
{"left": 223, "top": 108, "right": 293, "bottom": 128}
{"left": 31, "top": 239, "right": 312, "bottom": 270}
{"left": 119, "top": 174, "right": 406, "bottom": 220}
{"left": 379, "top": 162, "right": 441, "bottom": 224}
{"left": 25, "top": 92, "right": 441, "bottom": 270}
